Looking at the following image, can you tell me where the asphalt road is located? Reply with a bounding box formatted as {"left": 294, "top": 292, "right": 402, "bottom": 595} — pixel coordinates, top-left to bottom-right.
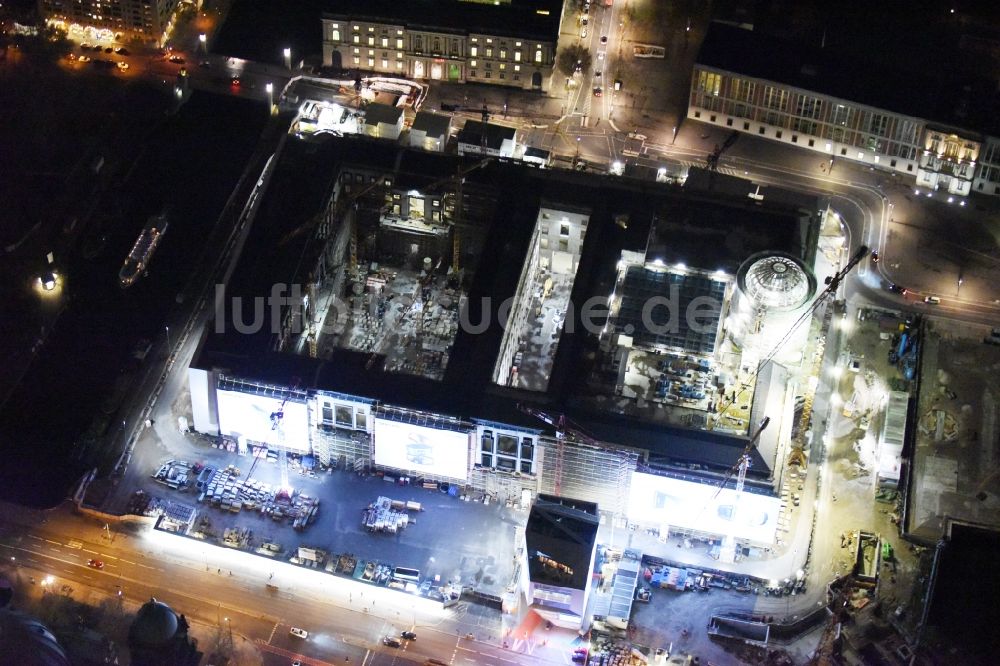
{"left": 0, "top": 503, "right": 541, "bottom": 666}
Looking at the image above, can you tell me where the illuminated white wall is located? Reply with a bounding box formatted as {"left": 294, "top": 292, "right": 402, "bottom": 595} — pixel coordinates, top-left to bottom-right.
{"left": 217, "top": 390, "right": 310, "bottom": 452}
{"left": 373, "top": 418, "right": 470, "bottom": 481}
{"left": 627, "top": 472, "right": 779, "bottom": 544}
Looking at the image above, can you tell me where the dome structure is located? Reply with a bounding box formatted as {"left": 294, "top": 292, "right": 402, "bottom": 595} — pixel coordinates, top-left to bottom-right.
{"left": 0, "top": 608, "right": 71, "bottom": 666}
{"left": 129, "top": 598, "right": 179, "bottom": 648}
{"left": 736, "top": 252, "right": 816, "bottom": 312}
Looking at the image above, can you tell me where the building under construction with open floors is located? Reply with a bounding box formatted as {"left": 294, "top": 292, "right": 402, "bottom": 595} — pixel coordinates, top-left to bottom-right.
{"left": 187, "top": 131, "right": 828, "bottom": 555}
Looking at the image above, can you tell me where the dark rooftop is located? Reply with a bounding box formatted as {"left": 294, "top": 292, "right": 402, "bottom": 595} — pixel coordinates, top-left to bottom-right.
{"left": 696, "top": 21, "right": 1000, "bottom": 137}
{"left": 524, "top": 494, "right": 599, "bottom": 590}
{"left": 323, "top": 0, "right": 563, "bottom": 42}
{"left": 363, "top": 102, "right": 403, "bottom": 127}
{"left": 411, "top": 111, "right": 452, "bottom": 137}
{"left": 456, "top": 120, "right": 517, "bottom": 151}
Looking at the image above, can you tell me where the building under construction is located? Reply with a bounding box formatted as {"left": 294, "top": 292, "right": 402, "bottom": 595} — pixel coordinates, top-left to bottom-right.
{"left": 188, "top": 132, "right": 822, "bottom": 551}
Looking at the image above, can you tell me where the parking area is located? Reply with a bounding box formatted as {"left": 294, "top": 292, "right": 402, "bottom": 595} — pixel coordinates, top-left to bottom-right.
{"left": 133, "top": 437, "right": 523, "bottom": 599}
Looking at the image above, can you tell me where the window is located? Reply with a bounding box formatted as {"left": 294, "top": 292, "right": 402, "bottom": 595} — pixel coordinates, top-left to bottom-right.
{"left": 560, "top": 223, "right": 570, "bottom": 236}
{"left": 381, "top": 58, "right": 388, "bottom": 68}
{"left": 499, "top": 49, "right": 506, "bottom": 59}
{"left": 763, "top": 85, "right": 787, "bottom": 111}
{"left": 697, "top": 70, "right": 721, "bottom": 96}
{"left": 355, "top": 412, "right": 367, "bottom": 430}
{"left": 368, "top": 26, "right": 374, "bottom": 32}
{"left": 433, "top": 37, "right": 441, "bottom": 52}
{"left": 732, "top": 78, "right": 755, "bottom": 103}
{"left": 335, "top": 405, "right": 353, "bottom": 427}
{"left": 397, "top": 29, "right": 403, "bottom": 35}
{"left": 485, "top": 72, "right": 491, "bottom": 78}
{"left": 831, "top": 104, "right": 853, "bottom": 127}
{"left": 486, "top": 38, "right": 492, "bottom": 44}
{"left": 758, "top": 126, "right": 765, "bottom": 134}
{"left": 514, "top": 64, "right": 520, "bottom": 72}
{"left": 367, "top": 57, "right": 374, "bottom": 67}
{"left": 535, "top": 49, "right": 543, "bottom": 63}
{"left": 368, "top": 49, "right": 374, "bottom": 56}
{"left": 367, "top": 36, "right": 374, "bottom": 46}
{"left": 397, "top": 60, "right": 403, "bottom": 70}
{"left": 321, "top": 403, "right": 333, "bottom": 423}
{"left": 743, "top": 121, "right": 750, "bottom": 130}
{"left": 514, "top": 50, "right": 521, "bottom": 62}
{"left": 726, "top": 118, "right": 733, "bottom": 126}
{"left": 486, "top": 48, "right": 493, "bottom": 57}
{"left": 499, "top": 63, "right": 506, "bottom": 70}
{"left": 353, "top": 47, "right": 360, "bottom": 54}
{"left": 481, "top": 433, "right": 494, "bottom": 453}
{"left": 776, "top": 130, "right": 783, "bottom": 139}
{"left": 469, "top": 59, "right": 477, "bottom": 68}
{"left": 710, "top": 115, "right": 716, "bottom": 122}
{"left": 795, "top": 95, "right": 821, "bottom": 119}
{"left": 353, "top": 56, "right": 360, "bottom": 64}
{"left": 331, "top": 29, "right": 340, "bottom": 41}
{"left": 353, "top": 35, "right": 359, "bottom": 44}
{"left": 868, "top": 112, "right": 888, "bottom": 137}
{"left": 470, "top": 70, "right": 476, "bottom": 77}
{"left": 396, "top": 38, "right": 403, "bottom": 48}
{"left": 808, "top": 139, "right": 815, "bottom": 147}
{"left": 470, "top": 45, "right": 478, "bottom": 56}
{"left": 381, "top": 37, "right": 388, "bottom": 47}
{"left": 397, "top": 51, "right": 402, "bottom": 58}
{"left": 515, "top": 41, "right": 521, "bottom": 47}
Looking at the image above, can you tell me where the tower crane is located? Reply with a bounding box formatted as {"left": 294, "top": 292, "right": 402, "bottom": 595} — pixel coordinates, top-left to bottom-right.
{"left": 708, "top": 416, "right": 770, "bottom": 563}
{"left": 518, "top": 404, "right": 599, "bottom": 496}
{"left": 268, "top": 378, "right": 301, "bottom": 492}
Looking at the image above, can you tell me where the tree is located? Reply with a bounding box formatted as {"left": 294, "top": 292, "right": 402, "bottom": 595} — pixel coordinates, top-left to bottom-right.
{"left": 556, "top": 44, "right": 592, "bottom": 78}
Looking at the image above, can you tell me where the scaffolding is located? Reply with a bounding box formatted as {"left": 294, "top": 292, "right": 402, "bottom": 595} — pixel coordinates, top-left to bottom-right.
{"left": 538, "top": 438, "right": 638, "bottom": 517}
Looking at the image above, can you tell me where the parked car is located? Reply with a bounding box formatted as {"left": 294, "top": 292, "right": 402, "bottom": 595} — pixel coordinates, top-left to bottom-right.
{"left": 289, "top": 627, "right": 308, "bottom": 638}
{"left": 923, "top": 295, "right": 941, "bottom": 305}
{"left": 383, "top": 637, "right": 401, "bottom": 648}
{"left": 401, "top": 630, "right": 417, "bottom": 640}
{"left": 885, "top": 282, "right": 907, "bottom": 295}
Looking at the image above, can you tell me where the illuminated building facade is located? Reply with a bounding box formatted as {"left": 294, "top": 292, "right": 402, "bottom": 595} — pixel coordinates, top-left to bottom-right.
{"left": 690, "top": 22, "right": 1000, "bottom": 197}
{"left": 38, "top": 0, "right": 181, "bottom": 45}
{"left": 321, "top": 0, "right": 561, "bottom": 91}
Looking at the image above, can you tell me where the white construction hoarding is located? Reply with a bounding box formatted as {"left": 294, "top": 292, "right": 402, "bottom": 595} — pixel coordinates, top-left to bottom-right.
{"left": 373, "top": 418, "right": 470, "bottom": 481}
{"left": 627, "top": 472, "right": 779, "bottom": 544}
{"left": 216, "top": 390, "right": 310, "bottom": 452}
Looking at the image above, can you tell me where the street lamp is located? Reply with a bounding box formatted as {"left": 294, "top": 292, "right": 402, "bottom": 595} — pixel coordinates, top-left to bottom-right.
{"left": 283, "top": 47, "right": 292, "bottom": 70}
{"left": 198, "top": 33, "right": 206, "bottom": 53}
{"left": 165, "top": 325, "right": 171, "bottom": 350}
{"left": 265, "top": 82, "right": 274, "bottom": 110}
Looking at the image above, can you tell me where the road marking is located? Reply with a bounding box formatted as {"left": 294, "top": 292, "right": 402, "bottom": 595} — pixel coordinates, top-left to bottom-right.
{"left": 44, "top": 539, "right": 59, "bottom": 545}
{"left": 83, "top": 549, "right": 99, "bottom": 555}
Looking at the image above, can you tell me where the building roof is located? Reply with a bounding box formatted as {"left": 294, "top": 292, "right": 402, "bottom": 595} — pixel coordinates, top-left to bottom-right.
{"left": 323, "top": 0, "right": 563, "bottom": 42}
{"left": 456, "top": 120, "right": 516, "bottom": 150}
{"left": 410, "top": 111, "right": 452, "bottom": 137}
{"left": 195, "top": 136, "right": 810, "bottom": 477}
{"left": 363, "top": 102, "right": 403, "bottom": 127}
{"left": 525, "top": 494, "right": 599, "bottom": 590}
{"left": 696, "top": 21, "right": 1000, "bottom": 137}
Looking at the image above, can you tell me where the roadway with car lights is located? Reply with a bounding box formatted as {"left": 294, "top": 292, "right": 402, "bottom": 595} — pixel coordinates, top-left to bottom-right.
{"left": 0, "top": 501, "right": 543, "bottom": 665}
